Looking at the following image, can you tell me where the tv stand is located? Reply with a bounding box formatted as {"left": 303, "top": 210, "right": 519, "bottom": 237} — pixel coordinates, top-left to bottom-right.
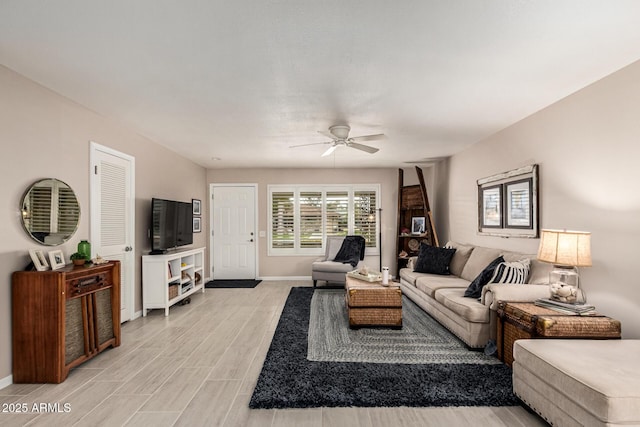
{"left": 149, "top": 249, "right": 166, "bottom": 255}
{"left": 142, "top": 247, "right": 205, "bottom": 316}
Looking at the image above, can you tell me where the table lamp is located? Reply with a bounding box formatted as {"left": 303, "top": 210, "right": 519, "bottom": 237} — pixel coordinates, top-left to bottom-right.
{"left": 537, "top": 229, "right": 591, "bottom": 304}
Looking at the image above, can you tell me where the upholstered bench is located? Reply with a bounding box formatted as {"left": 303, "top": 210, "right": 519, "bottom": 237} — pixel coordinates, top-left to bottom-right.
{"left": 513, "top": 339, "right": 640, "bottom": 427}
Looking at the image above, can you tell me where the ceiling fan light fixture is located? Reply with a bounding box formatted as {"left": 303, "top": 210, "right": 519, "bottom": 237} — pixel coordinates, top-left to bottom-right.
{"left": 329, "top": 125, "right": 350, "bottom": 140}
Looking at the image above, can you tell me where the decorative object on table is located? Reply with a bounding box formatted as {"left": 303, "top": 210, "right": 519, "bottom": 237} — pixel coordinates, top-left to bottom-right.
{"left": 477, "top": 164, "right": 538, "bottom": 238}
{"left": 70, "top": 252, "right": 86, "bottom": 266}
{"left": 534, "top": 298, "right": 595, "bottom": 315}
{"left": 398, "top": 250, "right": 408, "bottom": 258}
{"left": 192, "top": 198, "right": 201, "bottom": 215}
{"left": 48, "top": 250, "right": 65, "bottom": 270}
{"left": 537, "top": 229, "right": 591, "bottom": 304}
{"left": 400, "top": 227, "right": 410, "bottom": 236}
{"left": 347, "top": 268, "right": 382, "bottom": 282}
{"left": 411, "top": 216, "right": 425, "bottom": 235}
{"left": 193, "top": 217, "right": 201, "bottom": 233}
{"left": 381, "top": 266, "right": 390, "bottom": 285}
{"left": 29, "top": 249, "right": 50, "bottom": 271}
{"left": 77, "top": 240, "right": 91, "bottom": 260}
{"left": 407, "top": 238, "right": 420, "bottom": 252}
{"left": 92, "top": 254, "right": 109, "bottom": 265}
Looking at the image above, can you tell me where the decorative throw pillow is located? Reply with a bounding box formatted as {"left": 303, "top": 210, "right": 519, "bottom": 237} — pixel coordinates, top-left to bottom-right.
{"left": 490, "top": 258, "right": 530, "bottom": 284}
{"left": 464, "top": 256, "right": 505, "bottom": 298}
{"left": 413, "top": 244, "right": 456, "bottom": 275}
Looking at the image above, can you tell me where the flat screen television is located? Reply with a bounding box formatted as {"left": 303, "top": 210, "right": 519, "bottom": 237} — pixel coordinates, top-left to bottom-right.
{"left": 151, "top": 198, "right": 193, "bottom": 254}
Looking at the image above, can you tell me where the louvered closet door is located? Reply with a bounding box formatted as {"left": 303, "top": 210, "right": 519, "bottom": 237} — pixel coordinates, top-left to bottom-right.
{"left": 91, "top": 143, "right": 135, "bottom": 322}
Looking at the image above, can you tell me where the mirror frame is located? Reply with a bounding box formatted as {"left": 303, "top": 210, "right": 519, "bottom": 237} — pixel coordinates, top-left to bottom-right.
{"left": 20, "top": 178, "right": 81, "bottom": 246}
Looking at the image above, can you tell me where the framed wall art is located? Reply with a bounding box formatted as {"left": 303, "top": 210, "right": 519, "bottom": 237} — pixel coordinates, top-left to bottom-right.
{"left": 192, "top": 199, "right": 201, "bottom": 216}
{"left": 411, "top": 216, "right": 426, "bottom": 235}
{"left": 193, "top": 217, "right": 201, "bottom": 233}
{"left": 477, "top": 164, "right": 538, "bottom": 238}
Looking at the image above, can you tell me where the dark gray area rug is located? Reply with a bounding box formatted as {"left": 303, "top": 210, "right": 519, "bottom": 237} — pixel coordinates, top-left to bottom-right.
{"left": 308, "top": 290, "right": 502, "bottom": 365}
{"left": 204, "top": 279, "right": 261, "bottom": 288}
{"left": 249, "top": 287, "right": 519, "bottom": 409}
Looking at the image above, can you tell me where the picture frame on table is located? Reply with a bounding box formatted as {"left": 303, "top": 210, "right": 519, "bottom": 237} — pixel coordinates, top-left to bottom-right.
{"left": 48, "top": 250, "right": 66, "bottom": 270}
{"left": 193, "top": 217, "right": 201, "bottom": 233}
{"left": 29, "top": 249, "right": 50, "bottom": 271}
{"left": 192, "top": 199, "right": 201, "bottom": 216}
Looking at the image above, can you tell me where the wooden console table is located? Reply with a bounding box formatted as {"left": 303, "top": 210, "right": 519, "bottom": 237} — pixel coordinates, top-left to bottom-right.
{"left": 12, "top": 261, "right": 121, "bottom": 383}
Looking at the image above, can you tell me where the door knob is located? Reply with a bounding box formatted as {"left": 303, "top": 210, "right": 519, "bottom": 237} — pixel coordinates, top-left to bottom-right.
{"left": 125, "top": 246, "right": 133, "bottom": 252}
{"left": 249, "top": 239, "right": 254, "bottom": 242}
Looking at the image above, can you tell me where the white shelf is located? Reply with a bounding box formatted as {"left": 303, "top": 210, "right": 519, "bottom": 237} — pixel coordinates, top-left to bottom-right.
{"left": 142, "top": 247, "right": 206, "bottom": 316}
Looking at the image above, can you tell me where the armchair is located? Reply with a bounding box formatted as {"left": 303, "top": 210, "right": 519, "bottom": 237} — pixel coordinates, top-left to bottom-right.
{"left": 312, "top": 236, "right": 364, "bottom": 287}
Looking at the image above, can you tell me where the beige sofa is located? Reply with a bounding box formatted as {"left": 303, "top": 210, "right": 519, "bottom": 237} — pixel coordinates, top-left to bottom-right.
{"left": 399, "top": 241, "right": 553, "bottom": 348}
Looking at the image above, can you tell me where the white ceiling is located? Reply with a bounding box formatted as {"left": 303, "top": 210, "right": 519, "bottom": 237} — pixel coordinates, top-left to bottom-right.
{"left": 2, "top": 1, "right": 640, "bottom": 169}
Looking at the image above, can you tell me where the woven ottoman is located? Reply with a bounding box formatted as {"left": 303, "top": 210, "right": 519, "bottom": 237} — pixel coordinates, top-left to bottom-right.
{"left": 513, "top": 339, "right": 640, "bottom": 427}
{"left": 345, "top": 274, "right": 402, "bottom": 328}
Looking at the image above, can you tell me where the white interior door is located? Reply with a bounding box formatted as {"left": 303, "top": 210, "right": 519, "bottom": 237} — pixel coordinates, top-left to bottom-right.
{"left": 211, "top": 185, "right": 257, "bottom": 280}
{"left": 90, "top": 142, "right": 135, "bottom": 322}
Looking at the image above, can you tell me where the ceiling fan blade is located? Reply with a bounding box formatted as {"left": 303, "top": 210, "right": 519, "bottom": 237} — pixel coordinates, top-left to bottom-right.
{"left": 318, "top": 130, "right": 337, "bottom": 140}
{"left": 348, "top": 142, "right": 379, "bottom": 154}
{"left": 321, "top": 145, "right": 338, "bottom": 157}
{"left": 289, "top": 142, "right": 330, "bottom": 148}
{"left": 350, "top": 134, "right": 386, "bottom": 143}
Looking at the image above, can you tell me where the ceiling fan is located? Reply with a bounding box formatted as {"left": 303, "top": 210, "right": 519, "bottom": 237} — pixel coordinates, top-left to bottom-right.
{"left": 290, "top": 125, "right": 386, "bottom": 157}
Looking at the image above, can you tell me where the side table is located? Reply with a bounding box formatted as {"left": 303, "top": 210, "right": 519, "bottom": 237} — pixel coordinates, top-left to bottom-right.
{"left": 497, "top": 301, "right": 621, "bottom": 366}
{"left": 345, "top": 274, "right": 402, "bottom": 329}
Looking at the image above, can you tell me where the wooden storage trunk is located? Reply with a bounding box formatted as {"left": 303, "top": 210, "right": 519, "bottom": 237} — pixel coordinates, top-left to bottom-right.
{"left": 345, "top": 275, "right": 402, "bottom": 328}
{"left": 497, "top": 302, "right": 621, "bottom": 367}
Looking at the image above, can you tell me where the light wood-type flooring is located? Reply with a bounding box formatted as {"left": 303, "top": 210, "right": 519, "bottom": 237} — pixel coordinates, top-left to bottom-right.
{"left": 0, "top": 281, "right": 547, "bottom": 426}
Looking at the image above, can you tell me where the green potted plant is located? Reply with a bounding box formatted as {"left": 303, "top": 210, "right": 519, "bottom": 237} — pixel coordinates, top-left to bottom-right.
{"left": 70, "top": 252, "right": 86, "bottom": 266}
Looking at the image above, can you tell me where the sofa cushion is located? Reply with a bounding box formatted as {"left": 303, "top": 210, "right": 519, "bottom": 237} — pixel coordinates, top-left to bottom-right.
{"left": 527, "top": 258, "right": 554, "bottom": 284}
{"left": 464, "top": 256, "right": 504, "bottom": 298}
{"left": 399, "top": 267, "right": 423, "bottom": 287}
{"left": 460, "top": 247, "right": 502, "bottom": 281}
{"left": 434, "top": 288, "right": 490, "bottom": 323}
{"left": 444, "top": 241, "right": 475, "bottom": 277}
{"left": 415, "top": 275, "right": 470, "bottom": 298}
{"left": 490, "top": 258, "right": 530, "bottom": 284}
{"left": 414, "top": 244, "right": 456, "bottom": 275}
{"left": 311, "top": 260, "right": 353, "bottom": 273}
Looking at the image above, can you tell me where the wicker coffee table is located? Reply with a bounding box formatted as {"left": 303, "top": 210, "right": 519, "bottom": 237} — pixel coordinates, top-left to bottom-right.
{"left": 345, "top": 274, "right": 402, "bottom": 328}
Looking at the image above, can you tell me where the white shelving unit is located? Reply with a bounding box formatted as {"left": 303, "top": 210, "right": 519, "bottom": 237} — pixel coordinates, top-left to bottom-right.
{"left": 142, "top": 247, "right": 206, "bottom": 316}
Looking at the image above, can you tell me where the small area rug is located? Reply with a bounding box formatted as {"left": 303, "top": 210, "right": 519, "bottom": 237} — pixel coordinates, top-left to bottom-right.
{"left": 308, "top": 289, "right": 501, "bottom": 365}
{"left": 249, "top": 287, "right": 518, "bottom": 409}
{"left": 205, "top": 279, "right": 261, "bottom": 289}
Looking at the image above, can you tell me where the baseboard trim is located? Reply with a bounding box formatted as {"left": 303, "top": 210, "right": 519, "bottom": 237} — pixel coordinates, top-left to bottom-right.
{"left": 0, "top": 374, "right": 13, "bottom": 390}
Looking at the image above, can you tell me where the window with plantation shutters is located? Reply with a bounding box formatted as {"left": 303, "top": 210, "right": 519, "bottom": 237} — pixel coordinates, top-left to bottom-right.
{"left": 300, "top": 192, "right": 323, "bottom": 248}
{"left": 271, "top": 191, "right": 294, "bottom": 249}
{"left": 29, "top": 187, "right": 52, "bottom": 233}
{"left": 268, "top": 185, "right": 380, "bottom": 255}
{"left": 58, "top": 187, "right": 80, "bottom": 234}
{"left": 325, "top": 191, "right": 348, "bottom": 237}
{"left": 354, "top": 190, "right": 377, "bottom": 248}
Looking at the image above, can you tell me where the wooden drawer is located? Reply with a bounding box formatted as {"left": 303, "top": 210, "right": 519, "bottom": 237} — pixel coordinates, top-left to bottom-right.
{"left": 66, "top": 271, "right": 112, "bottom": 299}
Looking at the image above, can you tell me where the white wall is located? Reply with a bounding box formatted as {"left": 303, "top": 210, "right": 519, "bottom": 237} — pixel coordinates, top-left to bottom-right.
{"left": 0, "top": 65, "right": 207, "bottom": 382}
{"left": 442, "top": 59, "right": 640, "bottom": 338}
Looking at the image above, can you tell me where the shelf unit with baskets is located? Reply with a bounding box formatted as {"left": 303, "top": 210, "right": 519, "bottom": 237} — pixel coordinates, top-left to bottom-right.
{"left": 395, "top": 167, "right": 438, "bottom": 277}
{"left": 142, "top": 247, "right": 205, "bottom": 316}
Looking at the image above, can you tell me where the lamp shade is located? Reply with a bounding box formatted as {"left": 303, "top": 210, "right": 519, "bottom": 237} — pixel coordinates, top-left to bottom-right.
{"left": 537, "top": 229, "right": 592, "bottom": 267}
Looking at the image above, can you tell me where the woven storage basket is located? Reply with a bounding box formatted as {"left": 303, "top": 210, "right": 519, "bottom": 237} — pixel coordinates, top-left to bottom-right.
{"left": 168, "top": 284, "right": 179, "bottom": 300}
{"left": 349, "top": 307, "right": 402, "bottom": 328}
{"left": 497, "top": 301, "right": 621, "bottom": 367}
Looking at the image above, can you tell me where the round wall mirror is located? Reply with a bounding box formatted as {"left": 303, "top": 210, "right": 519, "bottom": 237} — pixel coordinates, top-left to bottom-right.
{"left": 20, "top": 178, "right": 80, "bottom": 245}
